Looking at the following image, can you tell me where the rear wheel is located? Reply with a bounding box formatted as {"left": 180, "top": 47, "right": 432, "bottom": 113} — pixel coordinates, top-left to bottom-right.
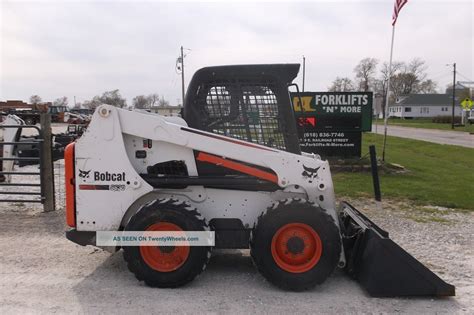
{"left": 250, "top": 198, "right": 341, "bottom": 291}
{"left": 123, "top": 199, "right": 211, "bottom": 288}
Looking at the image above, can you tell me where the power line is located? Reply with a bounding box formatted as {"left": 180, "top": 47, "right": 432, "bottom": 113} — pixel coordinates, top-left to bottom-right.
{"left": 429, "top": 71, "right": 452, "bottom": 82}
{"left": 456, "top": 71, "right": 473, "bottom": 82}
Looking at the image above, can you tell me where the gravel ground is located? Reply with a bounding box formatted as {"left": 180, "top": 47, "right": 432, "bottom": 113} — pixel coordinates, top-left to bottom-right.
{"left": 0, "top": 162, "right": 473, "bottom": 314}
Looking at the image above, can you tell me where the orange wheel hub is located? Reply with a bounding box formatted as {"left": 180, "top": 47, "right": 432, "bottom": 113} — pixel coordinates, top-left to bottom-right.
{"left": 271, "top": 223, "right": 322, "bottom": 273}
{"left": 140, "top": 222, "right": 190, "bottom": 272}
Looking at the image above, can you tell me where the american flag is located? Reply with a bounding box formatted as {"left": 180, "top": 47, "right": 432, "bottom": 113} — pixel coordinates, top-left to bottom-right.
{"left": 392, "top": 0, "right": 408, "bottom": 25}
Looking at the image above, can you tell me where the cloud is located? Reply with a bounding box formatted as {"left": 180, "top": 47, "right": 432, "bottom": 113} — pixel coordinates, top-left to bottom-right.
{"left": 1, "top": 0, "right": 472, "bottom": 105}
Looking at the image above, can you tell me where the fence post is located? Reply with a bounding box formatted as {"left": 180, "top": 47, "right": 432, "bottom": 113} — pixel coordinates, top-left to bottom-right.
{"left": 369, "top": 145, "right": 381, "bottom": 202}
{"left": 40, "top": 113, "right": 55, "bottom": 212}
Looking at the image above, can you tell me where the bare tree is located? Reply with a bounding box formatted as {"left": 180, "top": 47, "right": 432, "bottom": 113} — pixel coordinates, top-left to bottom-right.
{"left": 82, "top": 96, "right": 102, "bottom": 110}
{"left": 158, "top": 95, "right": 170, "bottom": 107}
{"left": 29, "top": 95, "right": 42, "bottom": 105}
{"left": 147, "top": 93, "right": 160, "bottom": 107}
{"left": 390, "top": 58, "right": 433, "bottom": 95}
{"left": 98, "top": 89, "right": 127, "bottom": 108}
{"left": 53, "top": 96, "right": 68, "bottom": 107}
{"left": 133, "top": 95, "right": 150, "bottom": 109}
{"left": 328, "top": 77, "right": 355, "bottom": 92}
{"left": 354, "top": 58, "right": 379, "bottom": 91}
{"left": 374, "top": 61, "right": 403, "bottom": 117}
{"left": 373, "top": 58, "right": 438, "bottom": 117}
{"left": 404, "top": 58, "right": 428, "bottom": 93}
{"left": 418, "top": 79, "right": 438, "bottom": 94}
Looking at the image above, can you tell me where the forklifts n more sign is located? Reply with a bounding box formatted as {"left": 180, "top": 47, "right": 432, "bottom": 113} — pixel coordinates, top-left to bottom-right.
{"left": 291, "top": 92, "right": 373, "bottom": 158}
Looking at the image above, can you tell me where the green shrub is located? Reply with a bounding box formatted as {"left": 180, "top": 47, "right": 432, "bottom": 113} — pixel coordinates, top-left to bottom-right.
{"left": 432, "top": 116, "right": 461, "bottom": 124}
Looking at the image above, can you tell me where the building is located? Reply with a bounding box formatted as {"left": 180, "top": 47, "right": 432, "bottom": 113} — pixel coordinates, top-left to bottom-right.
{"left": 388, "top": 94, "right": 462, "bottom": 119}
{"left": 149, "top": 105, "right": 182, "bottom": 117}
{"left": 445, "top": 82, "right": 473, "bottom": 99}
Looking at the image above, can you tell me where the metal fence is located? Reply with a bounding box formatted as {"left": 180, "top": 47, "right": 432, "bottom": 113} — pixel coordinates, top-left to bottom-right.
{"left": 0, "top": 114, "right": 55, "bottom": 211}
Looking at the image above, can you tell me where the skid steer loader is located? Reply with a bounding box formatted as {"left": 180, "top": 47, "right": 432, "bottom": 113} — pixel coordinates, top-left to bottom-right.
{"left": 65, "top": 64, "right": 454, "bottom": 296}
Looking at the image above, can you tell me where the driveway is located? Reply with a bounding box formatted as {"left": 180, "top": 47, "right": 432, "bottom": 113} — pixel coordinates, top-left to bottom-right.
{"left": 1, "top": 188, "right": 473, "bottom": 313}
{"left": 372, "top": 124, "right": 474, "bottom": 148}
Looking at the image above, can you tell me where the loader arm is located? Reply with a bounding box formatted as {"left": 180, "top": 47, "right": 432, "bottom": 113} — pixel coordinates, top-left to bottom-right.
{"left": 114, "top": 105, "right": 335, "bottom": 209}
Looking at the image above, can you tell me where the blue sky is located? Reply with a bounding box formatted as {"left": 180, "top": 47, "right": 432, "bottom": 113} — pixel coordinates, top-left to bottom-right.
{"left": 1, "top": 0, "right": 473, "bottom": 106}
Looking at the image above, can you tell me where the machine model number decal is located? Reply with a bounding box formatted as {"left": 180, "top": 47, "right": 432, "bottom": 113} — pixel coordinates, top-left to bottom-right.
{"left": 79, "top": 184, "right": 126, "bottom": 191}
{"left": 110, "top": 184, "right": 126, "bottom": 191}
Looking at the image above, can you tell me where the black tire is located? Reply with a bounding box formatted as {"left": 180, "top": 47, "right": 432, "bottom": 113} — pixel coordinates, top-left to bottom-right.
{"left": 250, "top": 198, "right": 341, "bottom": 291}
{"left": 123, "top": 198, "right": 211, "bottom": 288}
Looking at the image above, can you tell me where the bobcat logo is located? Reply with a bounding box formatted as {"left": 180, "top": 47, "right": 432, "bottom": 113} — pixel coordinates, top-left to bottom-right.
{"left": 79, "top": 169, "right": 91, "bottom": 179}
{"left": 301, "top": 165, "right": 320, "bottom": 183}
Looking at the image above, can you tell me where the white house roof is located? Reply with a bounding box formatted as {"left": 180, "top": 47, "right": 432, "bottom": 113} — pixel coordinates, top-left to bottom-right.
{"left": 395, "top": 94, "right": 453, "bottom": 106}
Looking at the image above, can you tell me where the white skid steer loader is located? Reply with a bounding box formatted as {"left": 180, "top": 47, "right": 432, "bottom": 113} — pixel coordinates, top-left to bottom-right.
{"left": 66, "top": 64, "right": 454, "bottom": 296}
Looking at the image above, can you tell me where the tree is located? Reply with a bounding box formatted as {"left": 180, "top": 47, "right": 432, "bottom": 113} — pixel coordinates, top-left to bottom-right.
{"left": 53, "top": 96, "right": 68, "bottom": 107}
{"left": 328, "top": 77, "right": 355, "bottom": 92}
{"left": 374, "top": 58, "right": 438, "bottom": 118}
{"left": 83, "top": 89, "right": 127, "bottom": 110}
{"left": 354, "top": 57, "right": 379, "bottom": 92}
{"left": 390, "top": 58, "right": 435, "bottom": 95}
{"left": 82, "top": 96, "right": 102, "bottom": 110}
{"left": 418, "top": 79, "right": 438, "bottom": 94}
{"left": 97, "top": 89, "right": 127, "bottom": 108}
{"left": 133, "top": 95, "right": 150, "bottom": 109}
{"left": 374, "top": 61, "right": 403, "bottom": 118}
{"left": 158, "top": 95, "right": 170, "bottom": 107}
{"left": 29, "top": 95, "right": 42, "bottom": 104}
{"left": 147, "top": 93, "right": 160, "bottom": 107}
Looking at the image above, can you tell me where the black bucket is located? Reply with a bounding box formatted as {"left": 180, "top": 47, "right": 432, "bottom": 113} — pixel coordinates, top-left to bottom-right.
{"left": 340, "top": 202, "right": 455, "bottom": 297}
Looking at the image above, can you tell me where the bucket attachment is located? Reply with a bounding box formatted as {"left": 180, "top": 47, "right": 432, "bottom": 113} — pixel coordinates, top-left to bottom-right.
{"left": 339, "top": 202, "right": 455, "bottom": 297}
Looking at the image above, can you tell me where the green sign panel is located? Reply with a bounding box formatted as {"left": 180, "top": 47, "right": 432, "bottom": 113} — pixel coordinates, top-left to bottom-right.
{"left": 291, "top": 92, "right": 373, "bottom": 131}
{"left": 290, "top": 92, "right": 373, "bottom": 158}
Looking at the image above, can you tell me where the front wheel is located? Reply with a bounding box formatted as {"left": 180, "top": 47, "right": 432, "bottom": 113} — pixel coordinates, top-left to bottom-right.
{"left": 250, "top": 199, "right": 341, "bottom": 291}
{"left": 123, "top": 199, "right": 211, "bottom": 288}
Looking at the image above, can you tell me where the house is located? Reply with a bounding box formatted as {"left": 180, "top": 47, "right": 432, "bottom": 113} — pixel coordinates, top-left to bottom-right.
{"left": 149, "top": 105, "right": 182, "bottom": 117}
{"left": 388, "top": 94, "right": 462, "bottom": 118}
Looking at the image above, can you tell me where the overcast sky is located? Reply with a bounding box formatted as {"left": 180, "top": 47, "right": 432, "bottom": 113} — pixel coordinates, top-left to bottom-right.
{"left": 1, "top": 0, "right": 473, "bottom": 106}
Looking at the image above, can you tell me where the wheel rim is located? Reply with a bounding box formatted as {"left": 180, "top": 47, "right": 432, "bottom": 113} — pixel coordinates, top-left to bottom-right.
{"left": 140, "top": 222, "right": 190, "bottom": 272}
{"left": 271, "top": 223, "right": 322, "bottom": 273}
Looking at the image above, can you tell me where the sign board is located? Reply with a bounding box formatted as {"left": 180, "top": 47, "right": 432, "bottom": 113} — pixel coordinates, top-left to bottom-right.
{"left": 460, "top": 98, "right": 473, "bottom": 110}
{"left": 291, "top": 92, "right": 373, "bottom": 158}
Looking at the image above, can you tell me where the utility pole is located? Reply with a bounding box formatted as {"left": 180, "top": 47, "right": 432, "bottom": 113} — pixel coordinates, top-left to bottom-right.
{"left": 451, "top": 63, "right": 456, "bottom": 129}
{"left": 302, "top": 55, "right": 306, "bottom": 92}
{"left": 180, "top": 46, "right": 185, "bottom": 106}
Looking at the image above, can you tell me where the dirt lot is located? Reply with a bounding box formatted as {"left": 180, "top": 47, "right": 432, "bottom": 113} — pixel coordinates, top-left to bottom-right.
{"left": 0, "top": 161, "right": 473, "bottom": 314}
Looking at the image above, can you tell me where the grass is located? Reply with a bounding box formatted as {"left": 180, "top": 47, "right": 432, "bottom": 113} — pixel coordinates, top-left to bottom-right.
{"left": 332, "top": 133, "right": 474, "bottom": 210}
{"left": 374, "top": 118, "right": 474, "bottom": 133}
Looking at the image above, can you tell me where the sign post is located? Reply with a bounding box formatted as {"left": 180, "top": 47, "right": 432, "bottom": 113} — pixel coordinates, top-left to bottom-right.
{"left": 460, "top": 98, "right": 473, "bottom": 125}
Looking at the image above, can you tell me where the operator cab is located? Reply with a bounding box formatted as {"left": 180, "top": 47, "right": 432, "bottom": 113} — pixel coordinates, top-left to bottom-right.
{"left": 183, "top": 64, "right": 302, "bottom": 155}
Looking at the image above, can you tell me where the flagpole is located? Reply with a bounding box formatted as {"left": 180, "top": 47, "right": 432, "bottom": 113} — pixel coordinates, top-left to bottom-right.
{"left": 382, "top": 24, "right": 396, "bottom": 162}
